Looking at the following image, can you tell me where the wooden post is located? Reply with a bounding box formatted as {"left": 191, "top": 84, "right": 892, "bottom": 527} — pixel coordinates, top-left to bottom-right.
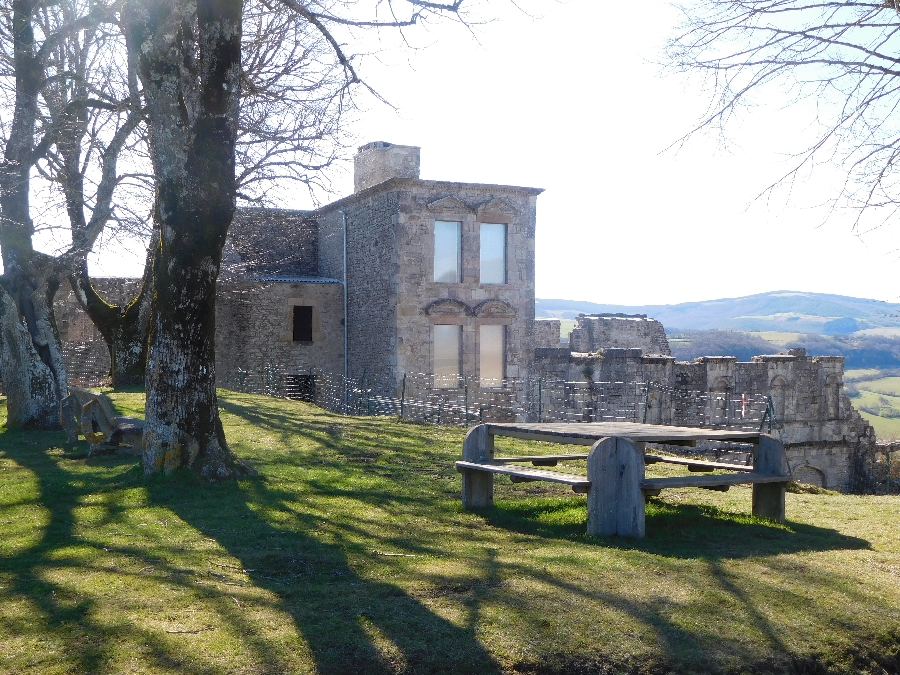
{"left": 587, "top": 436, "right": 646, "bottom": 538}
{"left": 461, "top": 424, "right": 495, "bottom": 509}
{"left": 752, "top": 434, "right": 789, "bottom": 522}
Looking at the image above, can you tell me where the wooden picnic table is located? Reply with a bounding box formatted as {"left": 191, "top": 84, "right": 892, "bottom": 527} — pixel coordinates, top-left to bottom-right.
{"left": 455, "top": 422, "right": 790, "bottom": 539}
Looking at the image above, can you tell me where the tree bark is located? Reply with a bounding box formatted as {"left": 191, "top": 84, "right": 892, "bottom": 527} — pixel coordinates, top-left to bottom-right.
{"left": 126, "top": 0, "right": 248, "bottom": 479}
{"left": 0, "top": 0, "right": 68, "bottom": 429}
{"left": 0, "top": 259, "right": 67, "bottom": 428}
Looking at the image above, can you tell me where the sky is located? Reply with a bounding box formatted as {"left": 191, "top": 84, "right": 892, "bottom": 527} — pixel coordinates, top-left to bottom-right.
{"left": 88, "top": 0, "right": 900, "bottom": 306}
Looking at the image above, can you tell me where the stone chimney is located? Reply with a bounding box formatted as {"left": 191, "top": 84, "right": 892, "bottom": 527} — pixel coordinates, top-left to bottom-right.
{"left": 353, "top": 141, "right": 420, "bottom": 192}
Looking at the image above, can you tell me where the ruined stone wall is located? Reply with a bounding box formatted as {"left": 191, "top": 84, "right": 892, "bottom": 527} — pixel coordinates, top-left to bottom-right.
{"left": 534, "top": 320, "right": 561, "bottom": 348}
{"left": 391, "top": 183, "right": 538, "bottom": 389}
{"left": 569, "top": 315, "right": 671, "bottom": 356}
{"left": 215, "top": 280, "right": 343, "bottom": 385}
{"left": 315, "top": 179, "right": 540, "bottom": 397}
{"left": 532, "top": 344, "right": 875, "bottom": 491}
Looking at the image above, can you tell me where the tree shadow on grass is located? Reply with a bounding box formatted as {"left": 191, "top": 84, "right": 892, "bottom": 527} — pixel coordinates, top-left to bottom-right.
{"left": 480, "top": 495, "right": 871, "bottom": 559}
{"left": 147, "top": 473, "right": 502, "bottom": 675}
{"left": 0, "top": 430, "right": 247, "bottom": 675}
{"left": 0, "top": 426, "right": 501, "bottom": 674}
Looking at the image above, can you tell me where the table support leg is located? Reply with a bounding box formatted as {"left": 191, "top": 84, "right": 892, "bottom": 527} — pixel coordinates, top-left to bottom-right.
{"left": 587, "top": 436, "right": 646, "bottom": 538}
{"left": 752, "top": 435, "right": 788, "bottom": 522}
{"left": 462, "top": 424, "right": 494, "bottom": 509}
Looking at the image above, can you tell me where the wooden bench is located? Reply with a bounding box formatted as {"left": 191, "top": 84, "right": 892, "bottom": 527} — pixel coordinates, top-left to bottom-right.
{"left": 60, "top": 387, "right": 144, "bottom": 454}
{"left": 455, "top": 422, "right": 790, "bottom": 538}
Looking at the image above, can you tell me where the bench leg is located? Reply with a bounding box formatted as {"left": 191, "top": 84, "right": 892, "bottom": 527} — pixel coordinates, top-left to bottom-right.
{"left": 461, "top": 425, "right": 494, "bottom": 509}
{"left": 752, "top": 435, "right": 789, "bottom": 522}
{"left": 752, "top": 483, "right": 786, "bottom": 522}
{"left": 587, "top": 436, "right": 645, "bottom": 538}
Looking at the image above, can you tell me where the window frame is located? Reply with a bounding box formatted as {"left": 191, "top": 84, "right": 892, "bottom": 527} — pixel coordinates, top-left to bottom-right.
{"left": 433, "top": 220, "right": 462, "bottom": 283}
{"left": 432, "top": 323, "right": 462, "bottom": 388}
{"left": 479, "top": 323, "right": 506, "bottom": 388}
{"left": 479, "top": 222, "right": 507, "bottom": 285}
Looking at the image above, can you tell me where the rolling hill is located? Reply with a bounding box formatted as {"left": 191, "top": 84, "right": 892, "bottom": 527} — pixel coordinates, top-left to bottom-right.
{"left": 535, "top": 290, "right": 900, "bottom": 333}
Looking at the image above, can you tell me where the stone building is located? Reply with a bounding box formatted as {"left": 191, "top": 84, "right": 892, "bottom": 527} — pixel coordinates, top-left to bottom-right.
{"left": 311, "top": 141, "right": 541, "bottom": 391}
{"left": 55, "top": 141, "right": 542, "bottom": 401}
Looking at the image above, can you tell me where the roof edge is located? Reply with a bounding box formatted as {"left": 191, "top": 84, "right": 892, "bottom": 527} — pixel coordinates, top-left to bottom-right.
{"left": 309, "top": 177, "right": 544, "bottom": 217}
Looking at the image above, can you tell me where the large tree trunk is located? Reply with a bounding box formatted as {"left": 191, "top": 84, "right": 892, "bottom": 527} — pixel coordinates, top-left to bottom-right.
{"left": 0, "top": 0, "right": 67, "bottom": 428}
{"left": 0, "top": 260, "right": 68, "bottom": 428}
{"left": 127, "top": 0, "right": 247, "bottom": 479}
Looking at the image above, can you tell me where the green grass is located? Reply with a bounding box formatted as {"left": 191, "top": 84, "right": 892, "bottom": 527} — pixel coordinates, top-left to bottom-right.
{"left": 857, "top": 376, "right": 900, "bottom": 397}
{"left": 847, "top": 373, "right": 900, "bottom": 439}
{"left": 845, "top": 369, "right": 883, "bottom": 381}
{"left": 744, "top": 330, "right": 805, "bottom": 344}
{"left": 0, "top": 391, "right": 898, "bottom": 674}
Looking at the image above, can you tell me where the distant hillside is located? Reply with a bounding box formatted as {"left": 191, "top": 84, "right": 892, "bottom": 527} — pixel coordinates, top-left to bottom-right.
{"left": 536, "top": 291, "right": 900, "bottom": 334}
{"left": 668, "top": 330, "right": 900, "bottom": 369}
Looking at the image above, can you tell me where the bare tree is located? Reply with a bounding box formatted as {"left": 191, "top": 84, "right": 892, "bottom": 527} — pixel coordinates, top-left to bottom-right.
{"left": 666, "top": 0, "right": 900, "bottom": 225}
{"left": 75, "top": 0, "right": 359, "bottom": 387}
{"left": 0, "top": 0, "right": 121, "bottom": 428}
{"left": 54, "top": 0, "right": 343, "bottom": 389}
{"left": 123, "top": 0, "right": 469, "bottom": 480}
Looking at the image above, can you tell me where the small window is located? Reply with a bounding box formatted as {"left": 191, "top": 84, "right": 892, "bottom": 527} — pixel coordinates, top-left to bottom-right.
{"left": 433, "top": 324, "right": 461, "bottom": 388}
{"left": 434, "top": 220, "right": 461, "bottom": 283}
{"left": 479, "top": 223, "right": 506, "bottom": 284}
{"left": 292, "top": 306, "right": 313, "bottom": 342}
{"left": 480, "top": 324, "right": 506, "bottom": 387}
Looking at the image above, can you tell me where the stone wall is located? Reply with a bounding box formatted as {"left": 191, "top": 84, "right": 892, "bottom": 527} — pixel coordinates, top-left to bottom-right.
{"left": 353, "top": 141, "right": 421, "bottom": 193}
{"left": 215, "top": 280, "right": 344, "bottom": 386}
{"left": 316, "top": 191, "right": 401, "bottom": 384}
{"left": 569, "top": 314, "right": 671, "bottom": 356}
{"left": 55, "top": 278, "right": 144, "bottom": 342}
{"left": 314, "top": 177, "right": 541, "bottom": 396}
{"left": 532, "top": 345, "right": 875, "bottom": 492}
{"left": 534, "top": 319, "right": 561, "bottom": 348}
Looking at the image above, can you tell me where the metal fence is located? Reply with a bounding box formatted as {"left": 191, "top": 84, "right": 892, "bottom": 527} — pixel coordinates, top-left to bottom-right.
{"left": 28, "top": 346, "right": 771, "bottom": 433}
{"left": 218, "top": 363, "right": 770, "bottom": 432}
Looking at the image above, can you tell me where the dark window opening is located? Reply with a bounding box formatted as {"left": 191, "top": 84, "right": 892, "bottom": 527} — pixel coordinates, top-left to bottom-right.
{"left": 293, "top": 306, "right": 313, "bottom": 342}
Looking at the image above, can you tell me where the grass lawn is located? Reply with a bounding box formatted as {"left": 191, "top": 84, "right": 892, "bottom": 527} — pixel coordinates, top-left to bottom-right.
{"left": 848, "top": 374, "right": 900, "bottom": 439}
{"left": 0, "top": 390, "right": 898, "bottom": 674}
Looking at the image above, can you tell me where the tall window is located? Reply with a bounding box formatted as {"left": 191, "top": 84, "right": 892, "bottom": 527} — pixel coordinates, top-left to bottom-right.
{"left": 479, "top": 223, "right": 506, "bottom": 284}
{"left": 433, "top": 324, "right": 461, "bottom": 388}
{"left": 292, "top": 306, "right": 313, "bottom": 342}
{"left": 433, "top": 220, "right": 461, "bottom": 283}
{"left": 480, "top": 325, "right": 505, "bottom": 387}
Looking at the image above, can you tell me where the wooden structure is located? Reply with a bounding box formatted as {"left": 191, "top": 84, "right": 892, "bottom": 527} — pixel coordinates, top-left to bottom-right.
{"left": 455, "top": 422, "right": 790, "bottom": 538}
{"left": 60, "top": 387, "right": 144, "bottom": 453}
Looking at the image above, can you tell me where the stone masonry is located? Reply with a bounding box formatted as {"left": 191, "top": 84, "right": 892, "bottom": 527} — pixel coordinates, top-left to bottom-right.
{"left": 315, "top": 142, "right": 542, "bottom": 396}
{"left": 569, "top": 314, "right": 671, "bottom": 356}
{"left": 534, "top": 316, "right": 875, "bottom": 491}
{"left": 49, "top": 142, "right": 873, "bottom": 491}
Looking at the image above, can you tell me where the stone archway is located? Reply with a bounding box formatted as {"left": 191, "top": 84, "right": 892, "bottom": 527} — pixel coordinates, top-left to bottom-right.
{"left": 793, "top": 464, "right": 827, "bottom": 488}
